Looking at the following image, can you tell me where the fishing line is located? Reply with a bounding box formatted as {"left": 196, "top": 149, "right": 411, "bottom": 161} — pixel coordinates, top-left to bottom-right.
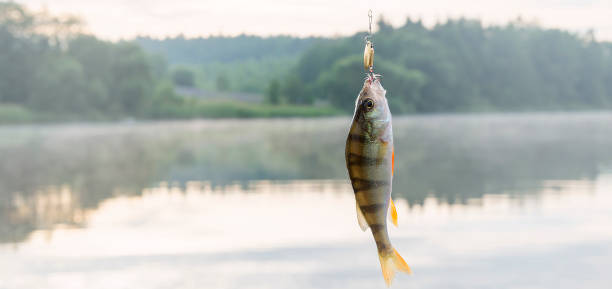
{"left": 368, "top": 9, "right": 373, "bottom": 41}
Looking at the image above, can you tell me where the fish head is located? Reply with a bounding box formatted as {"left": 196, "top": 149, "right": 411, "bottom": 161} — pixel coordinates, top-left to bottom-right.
{"left": 353, "top": 78, "right": 391, "bottom": 129}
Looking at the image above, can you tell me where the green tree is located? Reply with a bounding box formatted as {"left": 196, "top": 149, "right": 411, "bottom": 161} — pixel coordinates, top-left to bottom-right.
{"left": 148, "top": 53, "right": 168, "bottom": 81}
{"left": 216, "top": 73, "right": 230, "bottom": 91}
{"left": 266, "top": 79, "right": 281, "bottom": 104}
{"left": 172, "top": 67, "right": 195, "bottom": 87}
{"left": 66, "top": 35, "right": 113, "bottom": 112}
{"left": 146, "top": 80, "right": 184, "bottom": 117}
{"left": 282, "top": 74, "right": 308, "bottom": 104}
{"left": 110, "top": 43, "right": 154, "bottom": 116}
{"left": 29, "top": 54, "right": 94, "bottom": 115}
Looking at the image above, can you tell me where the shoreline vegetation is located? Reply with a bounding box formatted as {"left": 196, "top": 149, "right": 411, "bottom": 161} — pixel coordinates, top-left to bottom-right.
{"left": 2, "top": 2, "right": 612, "bottom": 124}
{"left": 0, "top": 101, "right": 343, "bottom": 124}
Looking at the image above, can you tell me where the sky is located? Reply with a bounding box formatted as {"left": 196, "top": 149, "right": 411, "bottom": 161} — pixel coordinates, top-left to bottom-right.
{"left": 15, "top": 0, "right": 612, "bottom": 41}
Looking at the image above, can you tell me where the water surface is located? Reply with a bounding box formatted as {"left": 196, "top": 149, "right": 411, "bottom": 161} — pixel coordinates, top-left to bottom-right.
{"left": 1, "top": 113, "right": 611, "bottom": 289}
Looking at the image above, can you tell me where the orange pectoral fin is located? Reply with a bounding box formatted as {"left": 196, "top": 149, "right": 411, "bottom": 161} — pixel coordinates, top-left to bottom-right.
{"left": 392, "top": 149, "right": 394, "bottom": 176}
{"left": 390, "top": 198, "right": 398, "bottom": 227}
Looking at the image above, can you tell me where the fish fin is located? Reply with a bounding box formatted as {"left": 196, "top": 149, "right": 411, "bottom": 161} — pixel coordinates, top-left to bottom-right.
{"left": 378, "top": 248, "right": 412, "bottom": 287}
{"left": 356, "top": 202, "right": 369, "bottom": 231}
{"left": 389, "top": 198, "right": 398, "bottom": 227}
{"left": 392, "top": 149, "right": 394, "bottom": 176}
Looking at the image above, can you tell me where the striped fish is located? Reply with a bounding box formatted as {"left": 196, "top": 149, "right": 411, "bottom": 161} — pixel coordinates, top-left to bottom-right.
{"left": 345, "top": 77, "right": 411, "bottom": 286}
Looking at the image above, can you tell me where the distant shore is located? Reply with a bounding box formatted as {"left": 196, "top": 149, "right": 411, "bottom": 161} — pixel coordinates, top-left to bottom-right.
{"left": 3, "top": 104, "right": 612, "bottom": 126}
{"left": 0, "top": 102, "right": 343, "bottom": 125}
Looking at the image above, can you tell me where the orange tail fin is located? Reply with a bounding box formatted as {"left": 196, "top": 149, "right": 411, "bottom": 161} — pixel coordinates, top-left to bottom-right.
{"left": 378, "top": 248, "right": 412, "bottom": 287}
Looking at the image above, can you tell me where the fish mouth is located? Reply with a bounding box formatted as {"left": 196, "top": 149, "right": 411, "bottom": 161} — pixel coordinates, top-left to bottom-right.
{"left": 368, "top": 78, "right": 385, "bottom": 91}
{"left": 364, "top": 74, "right": 382, "bottom": 89}
{"left": 360, "top": 79, "right": 386, "bottom": 101}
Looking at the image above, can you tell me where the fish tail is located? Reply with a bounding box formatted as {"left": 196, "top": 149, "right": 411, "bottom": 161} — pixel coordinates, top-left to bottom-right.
{"left": 378, "top": 247, "right": 412, "bottom": 287}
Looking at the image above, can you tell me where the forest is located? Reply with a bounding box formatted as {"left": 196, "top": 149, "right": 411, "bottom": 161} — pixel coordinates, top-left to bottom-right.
{"left": 289, "top": 19, "right": 612, "bottom": 113}
{"left": 1, "top": 2, "right": 612, "bottom": 123}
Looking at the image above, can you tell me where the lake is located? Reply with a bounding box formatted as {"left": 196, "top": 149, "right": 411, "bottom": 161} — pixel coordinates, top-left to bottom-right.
{"left": 1, "top": 113, "right": 612, "bottom": 289}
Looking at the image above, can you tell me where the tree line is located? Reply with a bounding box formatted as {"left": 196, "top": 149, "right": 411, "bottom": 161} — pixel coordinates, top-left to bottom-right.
{"left": 138, "top": 17, "right": 612, "bottom": 114}
{"left": 273, "top": 18, "right": 612, "bottom": 113}
{"left": 2, "top": 1, "right": 612, "bottom": 123}
{"left": 0, "top": 2, "right": 171, "bottom": 120}
{"left": 0, "top": 2, "right": 334, "bottom": 122}
{"left": 137, "top": 35, "right": 317, "bottom": 94}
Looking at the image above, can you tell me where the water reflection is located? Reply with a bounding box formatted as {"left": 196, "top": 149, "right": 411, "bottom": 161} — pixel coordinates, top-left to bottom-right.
{"left": 1, "top": 177, "right": 611, "bottom": 289}
{"left": 1, "top": 113, "right": 612, "bottom": 245}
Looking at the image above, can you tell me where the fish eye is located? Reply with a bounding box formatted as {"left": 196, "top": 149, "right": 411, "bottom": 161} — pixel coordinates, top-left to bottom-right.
{"left": 363, "top": 98, "right": 375, "bottom": 110}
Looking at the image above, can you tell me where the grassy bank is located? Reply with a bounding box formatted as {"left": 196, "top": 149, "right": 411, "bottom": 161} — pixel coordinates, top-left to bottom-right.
{"left": 0, "top": 101, "right": 343, "bottom": 125}
{"left": 0, "top": 104, "right": 35, "bottom": 124}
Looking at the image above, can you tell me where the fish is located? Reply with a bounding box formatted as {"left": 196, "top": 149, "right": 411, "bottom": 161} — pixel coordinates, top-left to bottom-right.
{"left": 345, "top": 76, "right": 411, "bottom": 286}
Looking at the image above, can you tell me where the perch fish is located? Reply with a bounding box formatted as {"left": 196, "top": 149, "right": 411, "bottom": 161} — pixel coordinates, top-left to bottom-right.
{"left": 345, "top": 76, "right": 411, "bottom": 286}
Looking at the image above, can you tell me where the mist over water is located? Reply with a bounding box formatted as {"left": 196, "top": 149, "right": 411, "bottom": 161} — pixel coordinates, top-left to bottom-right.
{"left": 1, "top": 113, "right": 612, "bottom": 289}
